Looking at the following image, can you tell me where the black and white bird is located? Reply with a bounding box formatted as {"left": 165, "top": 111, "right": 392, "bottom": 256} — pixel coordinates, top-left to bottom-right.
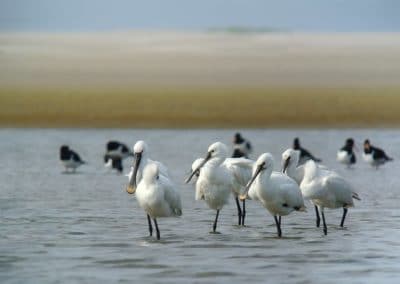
{"left": 59, "top": 145, "right": 85, "bottom": 173}
{"left": 363, "top": 139, "right": 393, "bottom": 168}
{"left": 232, "top": 132, "right": 252, "bottom": 158}
{"left": 337, "top": 138, "right": 356, "bottom": 168}
{"left": 104, "top": 141, "right": 133, "bottom": 173}
{"left": 293, "top": 137, "right": 322, "bottom": 165}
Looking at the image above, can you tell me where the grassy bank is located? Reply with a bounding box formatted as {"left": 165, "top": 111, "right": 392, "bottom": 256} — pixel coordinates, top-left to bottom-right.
{"left": 1, "top": 87, "right": 399, "bottom": 128}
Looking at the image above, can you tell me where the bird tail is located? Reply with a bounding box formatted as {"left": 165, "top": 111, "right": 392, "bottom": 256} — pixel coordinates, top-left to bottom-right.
{"left": 352, "top": 192, "right": 361, "bottom": 201}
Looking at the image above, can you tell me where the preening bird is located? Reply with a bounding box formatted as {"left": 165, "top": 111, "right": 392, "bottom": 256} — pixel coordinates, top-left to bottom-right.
{"left": 240, "top": 153, "right": 306, "bottom": 237}
{"left": 59, "top": 145, "right": 85, "bottom": 173}
{"left": 135, "top": 163, "right": 182, "bottom": 240}
{"left": 299, "top": 160, "right": 360, "bottom": 235}
{"left": 125, "top": 140, "right": 172, "bottom": 240}
{"left": 186, "top": 142, "right": 233, "bottom": 233}
{"left": 126, "top": 140, "right": 168, "bottom": 195}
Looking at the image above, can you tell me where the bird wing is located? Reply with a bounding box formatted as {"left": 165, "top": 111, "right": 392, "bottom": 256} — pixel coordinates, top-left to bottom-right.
{"left": 293, "top": 165, "right": 305, "bottom": 184}
{"left": 150, "top": 159, "right": 170, "bottom": 177}
{"left": 322, "top": 174, "right": 355, "bottom": 206}
{"left": 223, "top": 158, "right": 253, "bottom": 186}
{"left": 161, "top": 176, "right": 182, "bottom": 216}
{"left": 70, "top": 150, "right": 83, "bottom": 163}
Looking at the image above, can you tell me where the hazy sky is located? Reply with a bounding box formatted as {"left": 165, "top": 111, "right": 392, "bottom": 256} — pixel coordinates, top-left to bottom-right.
{"left": 1, "top": 0, "right": 399, "bottom": 32}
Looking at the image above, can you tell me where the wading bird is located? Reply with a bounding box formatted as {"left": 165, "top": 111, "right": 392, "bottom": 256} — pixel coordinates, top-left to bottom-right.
{"left": 135, "top": 163, "right": 182, "bottom": 240}
{"left": 299, "top": 160, "right": 360, "bottom": 235}
{"left": 59, "top": 145, "right": 85, "bottom": 173}
{"left": 126, "top": 140, "right": 170, "bottom": 239}
{"left": 363, "top": 139, "right": 393, "bottom": 169}
{"left": 186, "top": 142, "right": 233, "bottom": 233}
{"left": 240, "top": 153, "right": 306, "bottom": 237}
{"left": 337, "top": 138, "right": 357, "bottom": 168}
{"left": 104, "top": 140, "right": 133, "bottom": 173}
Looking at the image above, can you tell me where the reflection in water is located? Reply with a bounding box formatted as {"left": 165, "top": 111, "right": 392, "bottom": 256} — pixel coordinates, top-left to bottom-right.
{"left": 1, "top": 129, "right": 400, "bottom": 283}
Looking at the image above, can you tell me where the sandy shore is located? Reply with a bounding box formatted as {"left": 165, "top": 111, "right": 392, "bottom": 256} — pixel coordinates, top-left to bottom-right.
{"left": 1, "top": 31, "right": 400, "bottom": 128}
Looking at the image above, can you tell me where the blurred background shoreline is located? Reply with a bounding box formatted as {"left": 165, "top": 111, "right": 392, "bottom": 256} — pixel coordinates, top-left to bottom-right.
{"left": 1, "top": 31, "right": 400, "bottom": 128}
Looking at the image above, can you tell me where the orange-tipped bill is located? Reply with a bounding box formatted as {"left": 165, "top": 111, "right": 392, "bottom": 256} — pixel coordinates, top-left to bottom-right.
{"left": 126, "top": 185, "right": 136, "bottom": 194}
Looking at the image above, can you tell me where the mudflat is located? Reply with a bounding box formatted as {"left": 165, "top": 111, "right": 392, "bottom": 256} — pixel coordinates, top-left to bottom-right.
{"left": 1, "top": 32, "right": 399, "bottom": 128}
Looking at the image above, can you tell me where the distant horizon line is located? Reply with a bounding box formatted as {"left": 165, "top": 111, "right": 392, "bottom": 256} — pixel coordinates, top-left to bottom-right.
{"left": 1, "top": 28, "right": 399, "bottom": 35}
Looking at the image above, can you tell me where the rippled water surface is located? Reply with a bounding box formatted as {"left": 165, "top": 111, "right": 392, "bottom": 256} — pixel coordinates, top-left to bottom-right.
{"left": 1, "top": 129, "right": 400, "bottom": 283}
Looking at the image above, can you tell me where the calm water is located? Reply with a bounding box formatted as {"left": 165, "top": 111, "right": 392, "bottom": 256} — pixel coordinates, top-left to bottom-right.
{"left": 1, "top": 128, "right": 400, "bottom": 283}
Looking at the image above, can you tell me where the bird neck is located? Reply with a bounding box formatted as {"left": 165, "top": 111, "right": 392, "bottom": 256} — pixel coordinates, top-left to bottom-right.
{"left": 303, "top": 161, "right": 318, "bottom": 182}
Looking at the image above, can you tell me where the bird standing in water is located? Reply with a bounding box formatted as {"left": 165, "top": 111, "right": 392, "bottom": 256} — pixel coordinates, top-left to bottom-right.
{"left": 363, "top": 139, "right": 393, "bottom": 169}
{"left": 337, "top": 138, "right": 357, "bottom": 168}
{"left": 240, "top": 153, "right": 306, "bottom": 237}
{"left": 59, "top": 145, "right": 85, "bottom": 173}
{"left": 135, "top": 163, "right": 182, "bottom": 240}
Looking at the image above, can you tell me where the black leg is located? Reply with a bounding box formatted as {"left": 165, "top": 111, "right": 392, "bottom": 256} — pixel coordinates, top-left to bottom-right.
{"left": 278, "top": 215, "right": 282, "bottom": 227}
{"left": 234, "top": 197, "right": 242, "bottom": 226}
{"left": 241, "top": 199, "right": 246, "bottom": 226}
{"left": 315, "top": 205, "right": 321, "bottom": 228}
{"left": 213, "top": 210, "right": 220, "bottom": 233}
{"left": 153, "top": 218, "right": 160, "bottom": 240}
{"left": 321, "top": 208, "right": 327, "bottom": 235}
{"left": 274, "top": 215, "right": 282, "bottom": 237}
{"left": 340, "top": 207, "right": 348, "bottom": 227}
{"left": 147, "top": 214, "right": 153, "bottom": 236}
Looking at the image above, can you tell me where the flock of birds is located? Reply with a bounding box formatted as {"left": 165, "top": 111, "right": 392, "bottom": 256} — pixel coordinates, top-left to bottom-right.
{"left": 59, "top": 134, "right": 393, "bottom": 240}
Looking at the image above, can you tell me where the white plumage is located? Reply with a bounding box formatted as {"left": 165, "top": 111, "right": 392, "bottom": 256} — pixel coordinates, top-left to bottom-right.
{"left": 186, "top": 142, "right": 233, "bottom": 233}
{"left": 240, "top": 153, "right": 306, "bottom": 237}
{"left": 337, "top": 150, "right": 352, "bottom": 166}
{"left": 188, "top": 150, "right": 254, "bottom": 226}
{"left": 223, "top": 157, "right": 254, "bottom": 225}
{"left": 300, "top": 160, "right": 360, "bottom": 235}
{"left": 125, "top": 140, "right": 177, "bottom": 240}
{"left": 136, "top": 163, "right": 182, "bottom": 240}
{"left": 126, "top": 140, "right": 168, "bottom": 194}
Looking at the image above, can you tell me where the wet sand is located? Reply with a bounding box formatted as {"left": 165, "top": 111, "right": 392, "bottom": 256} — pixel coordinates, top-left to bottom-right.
{"left": 1, "top": 32, "right": 400, "bottom": 128}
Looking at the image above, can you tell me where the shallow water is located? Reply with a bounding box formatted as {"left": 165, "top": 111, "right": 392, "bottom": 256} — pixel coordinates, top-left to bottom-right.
{"left": 1, "top": 128, "right": 400, "bottom": 283}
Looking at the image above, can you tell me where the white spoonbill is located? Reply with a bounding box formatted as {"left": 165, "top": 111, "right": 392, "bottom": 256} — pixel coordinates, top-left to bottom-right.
{"left": 136, "top": 163, "right": 182, "bottom": 240}
{"left": 240, "top": 153, "right": 306, "bottom": 237}
{"left": 188, "top": 143, "right": 254, "bottom": 226}
{"left": 126, "top": 140, "right": 169, "bottom": 238}
{"left": 281, "top": 148, "right": 329, "bottom": 185}
{"left": 223, "top": 157, "right": 253, "bottom": 225}
{"left": 189, "top": 158, "right": 205, "bottom": 183}
{"left": 185, "top": 142, "right": 233, "bottom": 233}
{"left": 282, "top": 148, "right": 333, "bottom": 228}
{"left": 281, "top": 149, "right": 304, "bottom": 185}
{"left": 189, "top": 156, "right": 253, "bottom": 225}
{"left": 300, "top": 160, "right": 361, "bottom": 235}
{"left": 126, "top": 140, "right": 168, "bottom": 194}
